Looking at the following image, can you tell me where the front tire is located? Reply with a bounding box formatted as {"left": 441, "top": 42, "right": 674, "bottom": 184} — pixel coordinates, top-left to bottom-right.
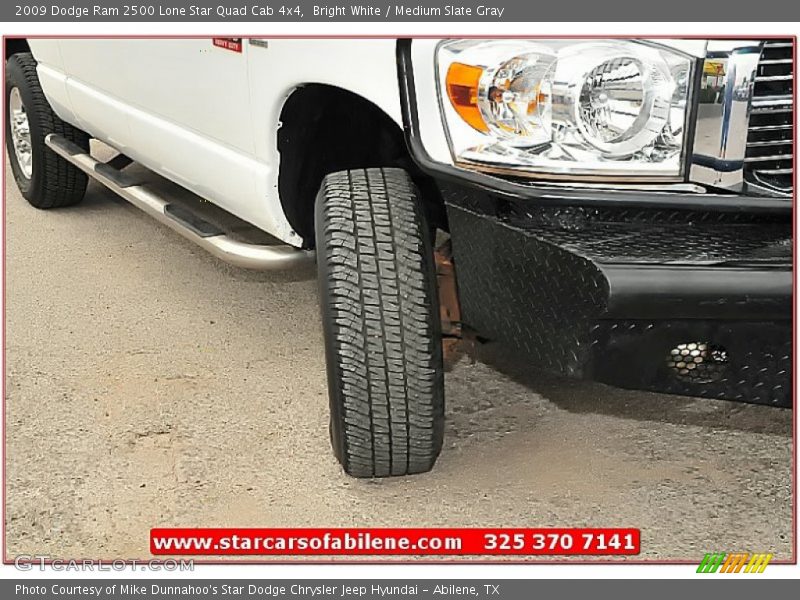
{"left": 316, "top": 168, "right": 445, "bottom": 477}
{"left": 5, "top": 52, "right": 89, "bottom": 208}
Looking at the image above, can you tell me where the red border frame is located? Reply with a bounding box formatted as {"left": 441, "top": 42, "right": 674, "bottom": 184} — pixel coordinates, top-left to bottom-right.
{"left": 1, "top": 33, "right": 796, "bottom": 567}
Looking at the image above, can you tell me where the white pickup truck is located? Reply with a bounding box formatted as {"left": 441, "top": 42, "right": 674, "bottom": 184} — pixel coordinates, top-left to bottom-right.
{"left": 5, "top": 38, "right": 792, "bottom": 478}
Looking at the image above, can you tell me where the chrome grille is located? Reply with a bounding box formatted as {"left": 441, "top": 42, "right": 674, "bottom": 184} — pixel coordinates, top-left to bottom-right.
{"left": 745, "top": 39, "right": 794, "bottom": 194}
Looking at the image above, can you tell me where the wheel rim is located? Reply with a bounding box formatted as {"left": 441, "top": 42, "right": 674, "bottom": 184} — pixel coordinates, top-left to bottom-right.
{"left": 9, "top": 87, "right": 33, "bottom": 179}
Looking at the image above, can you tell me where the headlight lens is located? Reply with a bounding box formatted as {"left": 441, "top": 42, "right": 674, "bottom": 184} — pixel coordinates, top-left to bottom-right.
{"left": 438, "top": 40, "right": 693, "bottom": 180}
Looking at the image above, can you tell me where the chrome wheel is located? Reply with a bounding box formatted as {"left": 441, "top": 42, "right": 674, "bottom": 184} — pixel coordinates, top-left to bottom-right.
{"left": 9, "top": 87, "right": 33, "bottom": 179}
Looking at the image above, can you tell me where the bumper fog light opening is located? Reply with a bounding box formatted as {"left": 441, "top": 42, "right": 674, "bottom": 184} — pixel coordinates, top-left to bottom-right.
{"left": 666, "top": 342, "right": 729, "bottom": 384}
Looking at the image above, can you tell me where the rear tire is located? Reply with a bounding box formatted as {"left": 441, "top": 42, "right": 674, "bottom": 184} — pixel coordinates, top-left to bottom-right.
{"left": 316, "top": 168, "right": 445, "bottom": 477}
{"left": 5, "top": 52, "right": 89, "bottom": 208}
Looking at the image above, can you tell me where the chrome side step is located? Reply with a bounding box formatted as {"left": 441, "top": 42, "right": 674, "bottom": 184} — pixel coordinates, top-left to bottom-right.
{"left": 45, "top": 134, "right": 313, "bottom": 271}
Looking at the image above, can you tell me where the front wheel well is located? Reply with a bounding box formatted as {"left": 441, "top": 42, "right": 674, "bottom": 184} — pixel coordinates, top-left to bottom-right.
{"left": 277, "top": 84, "right": 444, "bottom": 247}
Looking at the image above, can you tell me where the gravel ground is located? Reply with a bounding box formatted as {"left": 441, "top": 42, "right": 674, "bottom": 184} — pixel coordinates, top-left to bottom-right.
{"left": 4, "top": 155, "right": 794, "bottom": 562}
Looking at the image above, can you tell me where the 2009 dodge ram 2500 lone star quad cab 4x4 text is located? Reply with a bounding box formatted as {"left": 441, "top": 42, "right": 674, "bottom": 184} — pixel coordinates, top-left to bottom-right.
{"left": 5, "top": 38, "right": 793, "bottom": 477}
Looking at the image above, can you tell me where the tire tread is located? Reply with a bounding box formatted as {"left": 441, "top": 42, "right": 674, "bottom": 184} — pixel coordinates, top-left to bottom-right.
{"left": 316, "top": 168, "right": 444, "bottom": 477}
{"left": 6, "top": 52, "right": 88, "bottom": 208}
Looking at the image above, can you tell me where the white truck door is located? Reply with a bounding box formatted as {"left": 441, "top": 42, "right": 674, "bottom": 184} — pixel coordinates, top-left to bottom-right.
{"left": 56, "top": 38, "right": 265, "bottom": 227}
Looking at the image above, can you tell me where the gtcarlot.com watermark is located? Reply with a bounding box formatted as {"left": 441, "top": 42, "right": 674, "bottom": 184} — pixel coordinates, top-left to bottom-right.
{"left": 13, "top": 555, "right": 194, "bottom": 572}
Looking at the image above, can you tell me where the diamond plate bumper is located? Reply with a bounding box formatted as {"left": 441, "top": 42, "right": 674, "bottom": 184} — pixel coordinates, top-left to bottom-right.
{"left": 444, "top": 187, "right": 792, "bottom": 407}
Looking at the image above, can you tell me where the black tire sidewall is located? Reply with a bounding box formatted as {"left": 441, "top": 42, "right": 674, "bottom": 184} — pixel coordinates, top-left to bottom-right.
{"left": 5, "top": 56, "right": 47, "bottom": 203}
{"left": 315, "top": 185, "right": 348, "bottom": 465}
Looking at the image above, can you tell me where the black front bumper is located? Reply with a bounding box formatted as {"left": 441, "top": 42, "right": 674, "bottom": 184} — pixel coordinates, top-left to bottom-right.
{"left": 396, "top": 41, "right": 792, "bottom": 406}
{"left": 443, "top": 187, "right": 792, "bottom": 407}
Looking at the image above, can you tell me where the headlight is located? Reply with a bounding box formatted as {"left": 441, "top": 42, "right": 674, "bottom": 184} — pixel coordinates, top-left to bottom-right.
{"left": 438, "top": 39, "right": 693, "bottom": 180}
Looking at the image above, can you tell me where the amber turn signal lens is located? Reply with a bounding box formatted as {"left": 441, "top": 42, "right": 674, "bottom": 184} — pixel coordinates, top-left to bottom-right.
{"left": 445, "top": 62, "right": 488, "bottom": 133}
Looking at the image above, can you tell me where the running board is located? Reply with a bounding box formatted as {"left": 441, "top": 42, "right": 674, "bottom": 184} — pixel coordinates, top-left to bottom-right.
{"left": 45, "top": 134, "right": 313, "bottom": 271}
